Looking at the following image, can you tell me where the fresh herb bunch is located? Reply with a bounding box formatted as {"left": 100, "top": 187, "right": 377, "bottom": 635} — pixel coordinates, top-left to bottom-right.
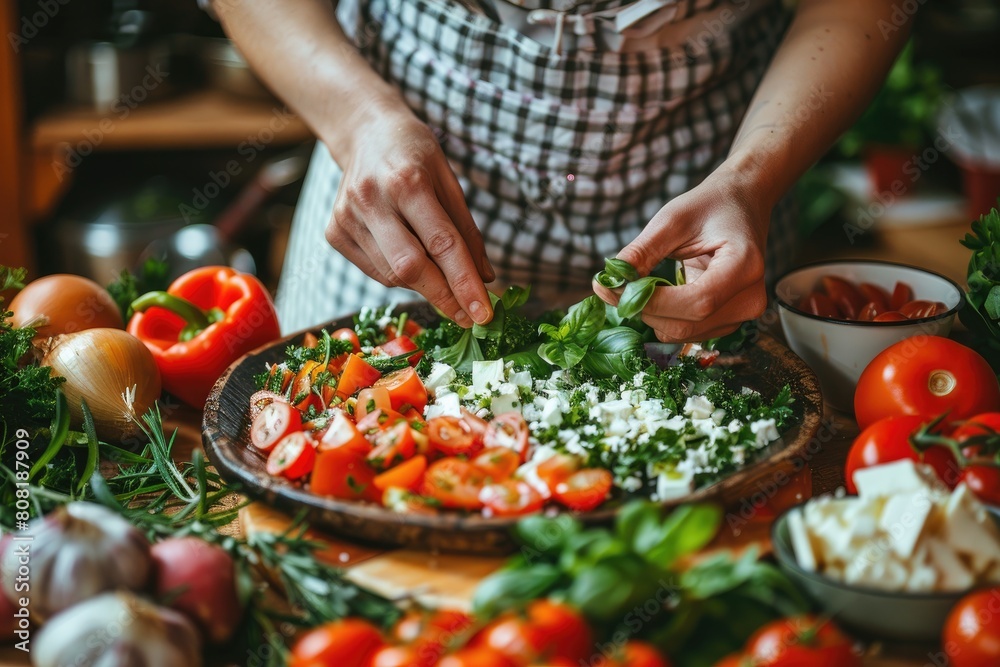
{"left": 961, "top": 207, "right": 1000, "bottom": 371}
{"left": 106, "top": 257, "right": 170, "bottom": 321}
{"left": 595, "top": 257, "right": 686, "bottom": 320}
{"left": 474, "top": 501, "right": 808, "bottom": 667}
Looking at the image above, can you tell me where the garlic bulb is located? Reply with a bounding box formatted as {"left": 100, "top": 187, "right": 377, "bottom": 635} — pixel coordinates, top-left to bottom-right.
{"left": 33, "top": 592, "right": 202, "bottom": 667}
{"left": 37, "top": 328, "right": 161, "bottom": 444}
{"left": 0, "top": 503, "right": 151, "bottom": 619}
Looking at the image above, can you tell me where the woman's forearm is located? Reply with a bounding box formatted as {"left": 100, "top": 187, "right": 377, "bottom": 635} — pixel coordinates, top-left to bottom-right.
{"left": 722, "top": 0, "right": 913, "bottom": 209}
{"left": 211, "top": 0, "right": 406, "bottom": 163}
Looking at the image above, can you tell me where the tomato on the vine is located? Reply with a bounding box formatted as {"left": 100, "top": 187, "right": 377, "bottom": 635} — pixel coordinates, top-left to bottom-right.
{"left": 959, "top": 465, "right": 1000, "bottom": 506}
{"left": 844, "top": 414, "right": 959, "bottom": 493}
{"left": 289, "top": 619, "right": 384, "bottom": 667}
{"left": 951, "top": 412, "right": 1000, "bottom": 460}
{"left": 944, "top": 588, "right": 1000, "bottom": 667}
{"left": 745, "top": 616, "right": 859, "bottom": 667}
{"left": 854, "top": 336, "right": 1000, "bottom": 430}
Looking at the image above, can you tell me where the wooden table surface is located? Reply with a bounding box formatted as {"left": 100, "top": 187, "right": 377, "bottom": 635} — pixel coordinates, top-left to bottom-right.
{"left": 0, "top": 219, "right": 975, "bottom": 666}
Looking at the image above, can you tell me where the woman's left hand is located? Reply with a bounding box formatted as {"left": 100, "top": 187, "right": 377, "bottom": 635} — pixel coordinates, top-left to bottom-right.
{"left": 593, "top": 170, "right": 772, "bottom": 342}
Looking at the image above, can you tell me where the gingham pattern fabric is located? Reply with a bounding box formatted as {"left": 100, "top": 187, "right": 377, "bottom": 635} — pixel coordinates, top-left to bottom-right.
{"left": 276, "top": 0, "right": 796, "bottom": 333}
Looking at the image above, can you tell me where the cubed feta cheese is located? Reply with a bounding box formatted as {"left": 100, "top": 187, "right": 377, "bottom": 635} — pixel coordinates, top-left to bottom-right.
{"left": 925, "top": 537, "right": 974, "bottom": 591}
{"left": 472, "top": 360, "right": 505, "bottom": 394}
{"left": 654, "top": 466, "right": 693, "bottom": 501}
{"left": 749, "top": 418, "right": 780, "bottom": 447}
{"left": 877, "top": 493, "right": 933, "bottom": 559}
{"left": 424, "top": 391, "right": 462, "bottom": 419}
{"left": 508, "top": 370, "right": 533, "bottom": 388}
{"left": 684, "top": 395, "right": 714, "bottom": 420}
{"left": 491, "top": 389, "right": 521, "bottom": 416}
{"left": 853, "top": 460, "right": 947, "bottom": 499}
{"left": 539, "top": 396, "right": 563, "bottom": 427}
{"left": 423, "top": 362, "right": 457, "bottom": 392}
{"left": 788, "top": 508, "right": 817, "bottom": 572}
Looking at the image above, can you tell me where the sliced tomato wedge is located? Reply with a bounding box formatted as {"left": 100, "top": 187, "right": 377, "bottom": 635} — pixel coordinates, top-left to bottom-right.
{"left": 251, "top": 401, "right": 303, "bottom": 452}
{"left": 473, "top": 447, "right": 521, "bottom": 482}
{"left": 480, "top": 480, "right": 544, "bottom": 517}
{"left": 311, "top": 446, "right": 380, "bottom": 502}
{"left": 355, "top": 387, "right": 393, "bottom": 423}
{"left": 460, "top": 409, "right": 489, "bottom": 441}
{"left": 291, "top": 360, "right": 322, "bottom": 410}
{"left": 266, "top": 432, "right": 316, "bottom": 480}
{"left": 373, "top": 454, "right": 427, "bottom": 492}
{"left": 319, "top": 410, "right": 370, "bottom": 453}
{"left": 367, "top": 422, "right": 417, "bottom": 471}
{"left": 798, "top": 292, "right": 840, "bottom": 318}
{"left": 858, "top": 282, "right": 890, "bottom": 312}
{"left": 899, "top": 300, "right": 946, "bottom": 319}
{"left": 422, "top": 458, "right": 486, "bottom": 510}
{"left": 483, "top": 412, "right": 530, "bottom": 461}
{"left": 249, "top": 390, "right": 287, "bottom": 421}
{"left": 376, "top": 335, "right": 424, "bottom": 367}
{"left": 536, "top": 453, "right": 582, "bottom": 493}
{"left": 552, "top": 468, "right": 613, "bottom": 511}
{"left": 356, "top": 407, "right": 407, "bottom": 433}
{"left": 820, "top": 276, "right": 865, "bottom": 320}
{"left": 889, "top": 281, "right": 913, "bottom": 311}
{"left": 336, "top": 354, "right": 382, "bottom": 399}
{"left": 427, "top": 416, "right": 482, "bottom": 457}
{"left": 873, "top": 310, "right": 908, "bottom": 322}
{"left": 374, "top": 367, "right": 428, "bottom": 413}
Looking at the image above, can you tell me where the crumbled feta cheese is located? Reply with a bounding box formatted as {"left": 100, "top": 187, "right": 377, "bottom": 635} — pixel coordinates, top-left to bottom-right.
{"left": 684, "top": 395, "right": 715, "bottom": 420}
{"left": 508, "top": 370, "right": 533, "bottom": 388}
{"left": 424, "top": 392, "right": 462, "bottom": 419}
{"left": 423, "top": 362, "right": 457, "bottom": 392}
{"left": 749, "top": 418, "right": 780, "bottom": 447}
{"left": 540, "top": 396, "right": 563, "bottom": 427}
{"left": 472, "top": 360, "right": 505, "bottom": 394}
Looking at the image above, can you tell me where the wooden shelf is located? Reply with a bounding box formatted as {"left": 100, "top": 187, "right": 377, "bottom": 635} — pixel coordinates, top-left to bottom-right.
{"left": 29, "top": 89, "right": 312, "bottom": 152}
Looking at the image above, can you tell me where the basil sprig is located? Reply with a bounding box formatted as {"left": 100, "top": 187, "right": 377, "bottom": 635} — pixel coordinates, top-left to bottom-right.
{"left": 595, "top": 257, "right": 686, "bottom": 320}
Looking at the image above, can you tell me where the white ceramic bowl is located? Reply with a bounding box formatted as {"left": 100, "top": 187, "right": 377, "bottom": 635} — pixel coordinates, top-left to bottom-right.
{"left": 775, "top": 260, "right": 963, "bottom": 411}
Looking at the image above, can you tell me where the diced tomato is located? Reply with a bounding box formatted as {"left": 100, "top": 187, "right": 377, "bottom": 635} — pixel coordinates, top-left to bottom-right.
{"left": 266, "top": 432, "right": 316, "bottom": 480}
{"left": 483, "top": 412, "right": 530, "bottom": 461}
{"left": 250, "top": 401, "right": 303, "bottom": 452}
{"left": 355, "top": 387, "right": 393, "bottom": 423}
{"left": 332, "top": 327, "right": 361, "bottom": 353}
{"left": 373, "top": 454, "right": 427, "bottom": 492}
{"left": 480, "top": 480, "right": 544, "bottom": 517}
{"left": 858, "top": 283, "right": 890, "bottom": 312}
{"left": 319, "top": 410, "right": 370, "bottom": 453}
{"left": 356, "top": 407, "right": 407, "bottom": 433}
{"left": 857, "top": 302, "right": 880, "bottom": 321}
{"left": 899, "top": 300, "right": 946, "bottom": 319}
{"left": 890, "top": 281, "right": 913, "bottom": 311}
{"left": 311, "top": 446, "right": 380, "bottom": 502}
{"left": 291, "top": 360, "right": 321, "bottom": 410}
{"left": 336, "top": 354, "right": 382, "bottom": 399}
{"left": 427, "top": 416, "right": 482, "bottom": 457}
{"left": 374, "top": 367, "right": 428, "bottom": 413}
{"left": 302, "top": 332, "right": 319, "bottom": 349}
{"left": 552, "top": 468, "right": 613, "bottom": 511}
{"left": 367, "top": 422, "right": 417, "bottom": 471}
{"left": 472, "top": 447, "right": 521, "bottom": 481}
{"left": 402, "top": 406, "right": 427, "bottom": 428}
{"left": 422, "top": 458, "right": 486, "bottom": 510}
{"left": 386, "top": 319, "right": 424, "bottom": 341}
{"left": 376, "top": 335, "right": 424, "bottom": 367}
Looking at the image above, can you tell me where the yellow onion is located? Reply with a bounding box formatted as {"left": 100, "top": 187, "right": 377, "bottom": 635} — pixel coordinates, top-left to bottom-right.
{"left": 38, "top": 328, "right": 161, "bottom": 443}
{"left": 9, "top": 274, "right": 123, "bottom": 338}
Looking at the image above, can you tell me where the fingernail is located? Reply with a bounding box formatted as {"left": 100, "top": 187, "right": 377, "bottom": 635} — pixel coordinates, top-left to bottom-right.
{"left": 455, "top": 311, "right": 474, "bottom": 328}
{"left": 469, "top": 300, "right": 490, "bottom": 325}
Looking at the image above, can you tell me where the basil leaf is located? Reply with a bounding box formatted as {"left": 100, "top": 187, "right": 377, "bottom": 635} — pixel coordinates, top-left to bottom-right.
{"left": 504, "top": 348, "right": 553, "bottom": 377}
{"left": 642, "top": 504, "right": 723, "bottom": 567}
{"left": 435, "top": 328, "right": 484, "bottom": 373}
{"left": 473, "top": 292, "right": 506, "bottom": 340}
{"left": 617, "top": 277, "right": 659, "bottom": 319}
{"left": 500, "top": 285, "right": 531, "bottom": 310}
{"left": 580, "top": 327, "right": 643, "bottom": 379}
{"left": 537, "top": 340, "right": 587, "bottom": 369}
{"left": 986, "top": 284, "right": 1000, "bottom": 320}
{"left": 605, "top": 257, "right": 640, "bottom": 282}
{"left": 473, "top": 564, "right": 562, "bottom": 618}
{"left": 564, "top": 295, "right": 606, "bottom": 345}
{"left": 513, "top": 514, "right": 582, "bottom": 557}
{"left": 565, "top": 563, "right": 634, "bottom": 621}
{"left": 595, "top": 271, "right": 626, "bottom": 289}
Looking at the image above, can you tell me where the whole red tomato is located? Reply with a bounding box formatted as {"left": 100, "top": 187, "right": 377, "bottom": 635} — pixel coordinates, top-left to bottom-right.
{"left": 473, "top": 600, "right": 593, "bottom": 663}
{"left": 943, "top": 588, "right": 1000, "bottom": 667}
{"left": 437, "top": 646, "right": 517, "bottom": 667}
{"left": 745, "top": 616, "right": 859, "bottom": 667}
{"left": 621, "top": 641, "right": 672, "bottom": 667}
{"left": 854, "top": 336, "right": 1000, "bottom": 430}
{"left": 844, "top": 414, "right": 959, "bottom": 493}
{"left": 952, "top": 412, "right": 1000, "bottom": 460}
{"left": 289, "top": 619, "right": 385, "bottom": 667}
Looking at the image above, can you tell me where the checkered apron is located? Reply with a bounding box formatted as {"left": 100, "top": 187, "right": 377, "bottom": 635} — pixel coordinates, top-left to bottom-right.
{"left": 276, "top": 0, "right": 796, "bottom": 333}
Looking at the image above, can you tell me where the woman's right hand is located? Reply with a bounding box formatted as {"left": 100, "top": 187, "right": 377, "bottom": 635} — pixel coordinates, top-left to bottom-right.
{"left": 326, "top": 104, "right": 496, "bottom": 328}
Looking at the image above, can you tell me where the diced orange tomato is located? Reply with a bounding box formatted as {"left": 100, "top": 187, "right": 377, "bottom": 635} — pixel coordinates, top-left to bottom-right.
{"left": 373, "top": 454, "right": 427, "bottom": 492}
{"left": 374, "top": 367, "right": 428, "bottom": 413}
{"left": 292, "top": 360, "right": 321, "bottom": 410}
{"left": 318, "top": 410, "right": 370, "bottom": 454}
{"left": 311, "top": 446, "right": 380, "bottom": 502}
{"left": 355, "top": 387, "right": 393, "bottom": 423}
{"left": 367, "top": 422, "right": 417, "bottom": 471}
{"left": 336, "top": 354, "right": 382, "bottom": 399}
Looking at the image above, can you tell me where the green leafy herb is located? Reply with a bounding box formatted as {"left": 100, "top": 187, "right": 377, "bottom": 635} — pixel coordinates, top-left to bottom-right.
{"left": 106, "top": 257, "right": 170, "bottom": 321}
{"left": 960, "top": 207, "right": 1000, "bottom": 370}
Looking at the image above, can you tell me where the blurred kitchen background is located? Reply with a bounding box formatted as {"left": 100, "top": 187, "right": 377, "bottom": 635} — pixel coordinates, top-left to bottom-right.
{"left": 1, "top": 0, "right": 1000, "bottom": 289}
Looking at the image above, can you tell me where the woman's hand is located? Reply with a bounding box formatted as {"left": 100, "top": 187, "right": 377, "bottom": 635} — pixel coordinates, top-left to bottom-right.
{"left": 327, "top": 106, "right": 496, "bottom": 328}
{"left": 593, "top": 170, "right": 770, "bottom": 342}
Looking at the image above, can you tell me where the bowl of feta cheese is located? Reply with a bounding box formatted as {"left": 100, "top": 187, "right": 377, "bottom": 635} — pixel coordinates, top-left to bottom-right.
{"left": 772, "top": 459, "right": 1000, "bottom": 641}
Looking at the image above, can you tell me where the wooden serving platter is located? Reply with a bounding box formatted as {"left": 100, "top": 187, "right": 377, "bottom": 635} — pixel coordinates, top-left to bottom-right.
{"left": 203, "top": 303, "right": 823, "bottom": 554}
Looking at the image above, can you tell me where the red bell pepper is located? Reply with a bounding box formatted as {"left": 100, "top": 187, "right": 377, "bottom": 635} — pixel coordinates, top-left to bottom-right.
{"left": 127, "top": 266, "right": 281, "bottom": 408}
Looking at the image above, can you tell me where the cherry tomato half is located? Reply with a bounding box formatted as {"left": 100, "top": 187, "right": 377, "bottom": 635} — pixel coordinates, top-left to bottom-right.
{"left": 483, "top": 412, "right": 530, "bottom": 461}
{"left": 552, "top": 468, "right": 613, "bottom": 511}
{"left": 250, "top": 401, "right": 302, "bottom": 452}
{"left": 821, "top": 276, "right": 865, "bottom": 320}
{"left": 889, "top": 281, "right": 913, "bottom": 311}
{"left": 854, "top": 336, "right": 1000, "bottom": 430}
{"left": 472, "top": 447, "right": 522, "bottom": 482}
{"left": 480, "top": 480, "right": 544, "bottom": 517}
{"left": 289, "top": 619, "right": 384, "bottom": 667}
{"left": 428, "top": 416, "right": 481, "bottom": 457}
{"left": 375, "top": 367, "right": 428, "bottom": 413}
{"left": 422, "top": 458, "right": 486, "bottom": 510}
{"left": 367, "top": 422, "right": 417, "bottom": 471}
{"left": 266, "top": 431, "right": 316, "bottom": 480}
{"left": 355, "top": 387, "right": 393, "bottom": 424}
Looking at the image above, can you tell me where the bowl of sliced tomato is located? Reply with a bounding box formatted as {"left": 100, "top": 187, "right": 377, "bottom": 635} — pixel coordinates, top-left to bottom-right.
{"left": 775, "top": 260, "right": 963, "bottom": 412}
